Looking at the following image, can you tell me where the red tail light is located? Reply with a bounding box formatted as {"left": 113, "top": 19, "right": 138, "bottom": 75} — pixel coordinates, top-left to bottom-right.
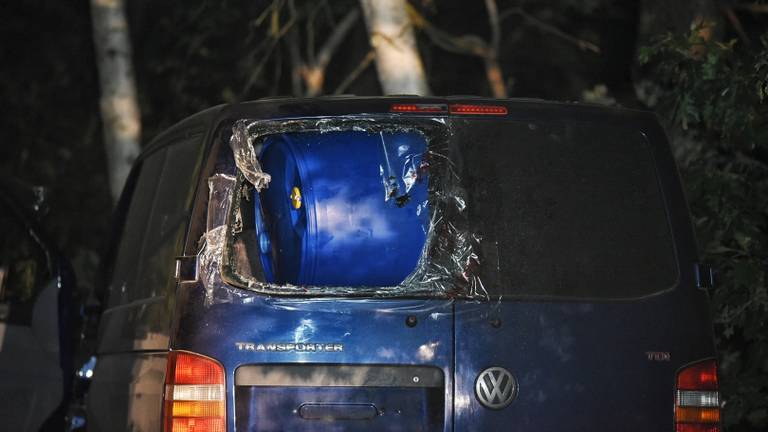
{"left": 390, "top": 103, "right": 446, "bottom": 113}
{"left": 164, "top": 351, "right": 225, "bottom": 432}
{"left": 448, "top": 104, "right": 507, "bottom": 115}
{"left": 676, "top": 360, "right": 721, "bottom": 432}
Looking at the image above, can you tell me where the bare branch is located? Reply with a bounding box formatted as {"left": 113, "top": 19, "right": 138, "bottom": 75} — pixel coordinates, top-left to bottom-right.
{"left": 303, "top": 2, "right": 332, "bottom": 66}
{"left": 286, "top": 0, "right": 303, "bottom": 96}
{"left": 286, "top": 29, "right": 304, "bottom": 96}
{"left": 254, "top": 0, "right": 284, "bottom": 27}
{"left": 484, "top": 0, "right": 506, "bottom": 97}
{"left": 334, "top": 49, "right": 376, "bottom": 94}
{"left": 316, "top": 9, "right": 361, "bottom": 70}
{"left": 305, "top": 3, "right": 319, "bottom": 65}
{"left": 408, "top": 1, "right": 507, "bottom": 97}
{"left": 500, "top": 7, "right": 600, "bottom": 54}
{"left": 484, "top": 58, "right": 507, "bottom": 98}
{"left": 320, "top": 0, "right": 335, "bottom": 25}
{"left": 302, "top": 8, "right": 361, "bottom": 96}
{"left": 241, "top": 14, "right": 297, "bottom": 96}
{"left": 270, "top": 45, "right": 283, "bottom": 96}
{"left": 485, "top": 0, "right": 501, "bottom": 52}
{"left": 720, "top": 4, "right": 751, "bottom": 46}
{"left": 407, "top": 3, "right": 491, "bottom": 57}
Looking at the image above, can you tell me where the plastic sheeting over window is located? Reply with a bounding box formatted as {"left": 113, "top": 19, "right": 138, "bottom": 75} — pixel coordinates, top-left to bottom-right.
{"left": 212, "top": 117, "right": 482, "bottom": 299}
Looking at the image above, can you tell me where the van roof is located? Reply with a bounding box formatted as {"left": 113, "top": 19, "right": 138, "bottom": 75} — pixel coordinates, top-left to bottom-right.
{"left": 142, "top": 96, "right": 661, "bottom": 157}
{"left": 232, "top": 95, "right": 653, "bottom": 116}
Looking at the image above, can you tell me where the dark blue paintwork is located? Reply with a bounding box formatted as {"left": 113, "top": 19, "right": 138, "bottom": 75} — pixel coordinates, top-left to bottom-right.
{"left": 453, "top": 292, "right": 716, "bottom": 431}
{"left": 258, "top": 130, "right": 429, "bottom": 286}
{"left": 173, "top": 287, "right": 454, "bottom": 432}
{"left": 174, "top": 290, "right": 713, "bottom": 431}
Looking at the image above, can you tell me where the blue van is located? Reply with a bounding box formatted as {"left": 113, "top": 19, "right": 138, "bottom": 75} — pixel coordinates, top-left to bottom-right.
{"left": 87, "top": 97, "right": 721, "bottom": 432}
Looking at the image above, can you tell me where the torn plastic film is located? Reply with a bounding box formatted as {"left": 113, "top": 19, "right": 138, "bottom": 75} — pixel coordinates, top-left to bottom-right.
{"left": 197, "top": 173, "right": 239, "bottom": 305}
{"left": 229, "top": 120, "right": 271, "bottom": 191}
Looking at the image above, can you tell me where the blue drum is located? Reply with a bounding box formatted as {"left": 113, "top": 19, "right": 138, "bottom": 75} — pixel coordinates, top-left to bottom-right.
{"left": 254, "top": 130, "right": 430, "bottom": 287}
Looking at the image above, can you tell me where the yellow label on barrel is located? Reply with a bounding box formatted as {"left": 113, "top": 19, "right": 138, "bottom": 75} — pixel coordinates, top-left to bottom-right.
{"left": 290, "top": 186, "right": 302, "bottom": 209}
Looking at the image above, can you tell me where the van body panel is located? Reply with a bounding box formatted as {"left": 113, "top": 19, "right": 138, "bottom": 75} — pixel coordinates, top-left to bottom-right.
{"left": 172, "top": 287, "right": 454, "bottom": 432}
{"left": 453, "top": 294, "right": 716, "bottom": 431}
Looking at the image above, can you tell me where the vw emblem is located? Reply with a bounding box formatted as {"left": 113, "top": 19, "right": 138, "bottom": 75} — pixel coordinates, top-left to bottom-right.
{"left": 475, "top": 367, "right": 518, "bottom": 409}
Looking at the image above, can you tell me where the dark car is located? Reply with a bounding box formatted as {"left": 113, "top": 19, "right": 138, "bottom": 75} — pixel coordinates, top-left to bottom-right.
{"left": 86, "top": 97, "right": 720, "bottom": 432}
{"left": 0, "top": 176, "right": 75, "bottom": 431}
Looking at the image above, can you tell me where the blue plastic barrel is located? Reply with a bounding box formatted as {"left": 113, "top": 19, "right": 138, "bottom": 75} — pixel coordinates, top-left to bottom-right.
{"left": 255, "top": 130, "right": 429, "bottom": 287}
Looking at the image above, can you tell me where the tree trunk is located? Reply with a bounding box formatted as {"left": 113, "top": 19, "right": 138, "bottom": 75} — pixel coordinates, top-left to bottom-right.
{"left": 90, "top": 0, "right": 141, "bottom": 202}
{"left": 360, "top": 0, "right": 430, "bottom": 95}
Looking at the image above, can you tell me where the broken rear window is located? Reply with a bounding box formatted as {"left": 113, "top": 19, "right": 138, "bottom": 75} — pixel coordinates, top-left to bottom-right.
{"left": 239, "top": 129, "right": 430, "bottom": 287}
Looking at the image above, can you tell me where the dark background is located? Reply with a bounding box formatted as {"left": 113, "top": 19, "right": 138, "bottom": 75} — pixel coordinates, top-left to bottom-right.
{"left": 1, "top": 0, "right": 766, "bottom": 429}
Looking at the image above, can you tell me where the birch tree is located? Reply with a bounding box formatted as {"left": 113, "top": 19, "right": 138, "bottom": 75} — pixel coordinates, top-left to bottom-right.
{"left": 91, "top": 0, "right": 141, "bottom": 202}
{"left": 360, "top": 0, "right": 430, "bottom": 95}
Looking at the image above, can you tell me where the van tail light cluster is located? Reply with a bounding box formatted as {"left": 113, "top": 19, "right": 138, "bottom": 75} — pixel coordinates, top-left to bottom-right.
{"left": 164, "top": 351, "right": 225, "bottom": 432}
{"left": 675, "top": 360, "right": 721, "bottom": 432}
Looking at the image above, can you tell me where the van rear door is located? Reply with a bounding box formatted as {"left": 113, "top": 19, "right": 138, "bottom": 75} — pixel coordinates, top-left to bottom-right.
{"left": 449, "top": 118, "right": 717, "bottom": 431}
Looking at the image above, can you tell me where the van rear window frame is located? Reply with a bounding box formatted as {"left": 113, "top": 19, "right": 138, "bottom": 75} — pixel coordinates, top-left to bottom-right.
{"left": 216, "top": 115, "right": 681, "bottom": 301}
{"left": 219, "top": 117, "right": 456, "bottom": 299}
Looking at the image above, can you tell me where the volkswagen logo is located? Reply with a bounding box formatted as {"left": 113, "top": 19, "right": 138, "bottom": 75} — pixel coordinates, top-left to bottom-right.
{"left": 475, "top": 367, "right": 518, "bottom": 409}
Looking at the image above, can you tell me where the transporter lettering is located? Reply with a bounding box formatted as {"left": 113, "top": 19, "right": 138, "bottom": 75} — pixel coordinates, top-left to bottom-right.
{"left": 235, "top": 342, "right": 344, "bottom": 352}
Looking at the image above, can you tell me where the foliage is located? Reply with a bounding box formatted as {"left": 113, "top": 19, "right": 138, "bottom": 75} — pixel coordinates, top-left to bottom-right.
{"left": 641, "top": 27, "right": 768, "bottom": 430}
